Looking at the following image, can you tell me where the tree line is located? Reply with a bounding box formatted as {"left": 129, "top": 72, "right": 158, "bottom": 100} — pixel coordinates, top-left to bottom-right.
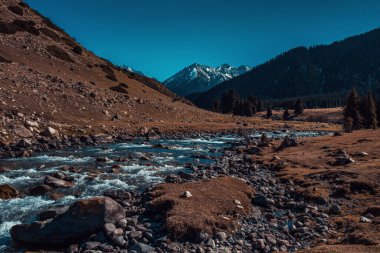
{"left": 212, "top": 89, "right": 305, "bottom": 118}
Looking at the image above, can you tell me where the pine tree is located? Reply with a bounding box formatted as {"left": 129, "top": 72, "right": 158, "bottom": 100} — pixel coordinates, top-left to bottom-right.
{"left": 344, "top": 89, "right": 362, "bottom": 130}
{"left": 283, "top": 108, "right": 290, "bottom": 120}
{"left": 294, "top": 98, "right": 304, "bottom": 115}
{"left": 366, "top": 92, "right": 377, "bottom": 129}
{"left": 212, "top": 100, "right": 220, "bottom": 113}
{"left": 257, "top": 99, "right": 263, "bottom": 112}
{"left": 266, "top": 105, "right": 272, "bottom": 119}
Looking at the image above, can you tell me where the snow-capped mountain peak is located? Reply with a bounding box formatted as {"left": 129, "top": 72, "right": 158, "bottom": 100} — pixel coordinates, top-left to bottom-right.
{"left": 164, "top": 63, "right": 251, "bottom": 96}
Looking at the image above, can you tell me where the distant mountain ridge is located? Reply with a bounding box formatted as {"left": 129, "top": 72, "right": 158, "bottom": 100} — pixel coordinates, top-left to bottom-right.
{"left": 193, "top": 28, "right": 380, "bottom": 109}
{"left": 163, "top": 63, "right": 251, "bottom": 96}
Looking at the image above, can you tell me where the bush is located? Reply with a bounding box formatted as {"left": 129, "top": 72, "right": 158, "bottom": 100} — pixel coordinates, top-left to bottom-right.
{"left": 46, "top": 45, "right": 74, "bottom": 63}
{"left": 110, "top": 86, "right": 128, "bottom": 94}
{"left": 72, "top": 46, "right": 83, "bottom": 55}
{"left": 39, "top": 28, "right": 60, "bottom": 41}
{"left": 18, "top": 2, "right": 29, "bottom": 8}
{"left": 8, "top": 5, "right": 24, "bottom": 16}
{"left": 100, "top": 64, "right": 117, "bottom": 82}
{"left": 61, "top": 37, "right": 78, "bottom": 48}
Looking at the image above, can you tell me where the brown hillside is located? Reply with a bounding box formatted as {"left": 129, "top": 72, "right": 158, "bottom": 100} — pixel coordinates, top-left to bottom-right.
{"left": 0, "top": 0, "right": 338, "bottom": 146}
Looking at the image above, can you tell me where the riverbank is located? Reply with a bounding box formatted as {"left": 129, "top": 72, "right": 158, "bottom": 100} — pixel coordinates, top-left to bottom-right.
{"left": 2, "top": 129, "right": 378, "bottom": 252}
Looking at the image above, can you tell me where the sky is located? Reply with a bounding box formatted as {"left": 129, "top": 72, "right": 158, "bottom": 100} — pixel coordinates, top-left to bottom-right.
{"left": 25, "top": 0, "right": 380, "bottom": 81}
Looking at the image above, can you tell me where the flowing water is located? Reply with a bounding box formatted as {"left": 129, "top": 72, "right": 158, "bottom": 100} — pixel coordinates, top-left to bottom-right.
{"left": 0, "top": 131, "right": 328, "bottom": 250}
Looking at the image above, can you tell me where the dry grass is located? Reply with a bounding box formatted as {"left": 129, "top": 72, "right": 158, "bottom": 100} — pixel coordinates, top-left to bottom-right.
{"left": 259, "top": 129, "right": 380, "bottom": 246}
{"left": 149, "top": 177, "right": 254, "bottom": 240}
{"left": 300, "top": 245, "right": 380, "bottom": 253}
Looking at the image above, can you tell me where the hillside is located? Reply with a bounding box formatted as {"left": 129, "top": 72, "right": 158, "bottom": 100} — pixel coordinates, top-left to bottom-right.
{"left": 194, "top": 28, "right": 380, "bottom": 108}
{"left": 164, "top": 63, "right": 251, "bottom": 96}
{"left": 0, "top": 0, "right": 222, "bottom": 144}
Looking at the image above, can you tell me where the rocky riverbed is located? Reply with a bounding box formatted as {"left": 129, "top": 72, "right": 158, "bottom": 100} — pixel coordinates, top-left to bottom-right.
{"left": 0, "top": 130, "right": 332, "bottom": 252}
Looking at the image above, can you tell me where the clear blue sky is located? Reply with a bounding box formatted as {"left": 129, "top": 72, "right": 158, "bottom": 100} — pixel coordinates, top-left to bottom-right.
{"left": 26, "top": 0, "right": 380, "bottom": 81}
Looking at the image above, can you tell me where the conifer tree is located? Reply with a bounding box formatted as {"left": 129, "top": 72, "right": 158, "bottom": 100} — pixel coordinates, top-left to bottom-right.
{"left": 212, "top": 100, "right": 220, "bottom": 113}
{"left": 294, "top": 98, "right": 304, "bottom": 115}
{"left": 266, "top": 105, "right": 272, "bottom": 119}
{"left": 283, "top": 108, "right": 290, "bottom": 120}
{"left": 366, "top": 92, "right": 377, "bottom": 129}
{"left": 344, "top": 89, "right": 362, "bottom": 130}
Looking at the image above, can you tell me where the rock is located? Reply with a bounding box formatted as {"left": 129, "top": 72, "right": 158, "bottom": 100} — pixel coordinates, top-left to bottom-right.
{"left": 333, "top": 156, "right": 355, "bottom": 166}
{"left": 41, "top": 127, "right": 59, "bottom": 137}
{"left": 128, "top": 230, "right": 143, "bottom": 239}
{"left": 331, "top": 149, "right": 355, "bottom": 166}
{"left": 329, "top": 204, "right": 341, "bottom": 214}
{"left": 84, "top": 241, "right": 101, "bottom": 250}
{"left": 96, "top": 157, "right": 110, "bottom": 163}
{"left": 38, "top": 205, "right": 69, "bottom": 220}
{"left": 258, "top": 134, "right": 270, "bottom": 147}
{"left": 0, "top": 184, "right": 20, "bottom": 199}
{"left": 360, "top": 216, "right": 372, "bottom": 223}
{"left": 16, "top": 138, "right": 32, "bottom": 148}
{"left": 129, "top": 242, "right": 155, "bottom": 253}
{"left": 246, "top": 146, "right": 264, "bottom": 155}
{"left": 44, "top": 175, "right": 74, "bottom": 188}
{"left": 103, "top": 223, "right": 117, "bottom": 235}
{"left": 277, "top": 136, "right": 298, "bottom": 150}
{"left": 206, "top": 238, "right": 216, "bottom": 248}
{"left": 116, "top": 218, "right": 128, "bottom": 229}
{"left": 25, "top": 120, "right": 39, "bottom": 128}
{"left": 252, "top": 195, "right": 271, "bottom": 208}
{"left": 215, "top": 232, "right": 227, "bottom": 241}
{"left": 29, "top": 184, "right": 52, "bottom": 195}
{"left": 181, "top": 191, "right": 192, "bottom": 198}
{"left": 14, "top": 125, "right": 33, "bottom": 138}
{"left": 10, "top": 197, "right": 125, "bottom": 245}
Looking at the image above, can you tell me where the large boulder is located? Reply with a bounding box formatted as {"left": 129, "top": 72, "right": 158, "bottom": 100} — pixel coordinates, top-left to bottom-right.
{"left": 0, "top": 184, "right": 20, "bottom": 199}
{"left": 10, "top": 197, "right": 125, "bottom": 245}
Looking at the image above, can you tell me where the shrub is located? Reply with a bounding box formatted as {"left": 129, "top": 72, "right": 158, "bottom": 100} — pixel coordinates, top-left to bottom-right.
{"left": 72, "top": 46, "right": 83, "bottom": 55}
{"left": 18, "top": 2, "right": 29, "bottom": 8}
{"left": 100, "top": 64, "right": 117, "bottom": 82}
{"left": 110, "top": 86, "right": 128, "bottom": 94}
{"left": 46, "top": 45, "right": 74, "bottom": 63}
{"left": 39, "top": 27, "right": 60, "bottom": 41}
{"left": 8, "top": 5, "right": 24, "bottom": 16}
{"left": 61, "top": 37, "right": 78, "bottom": 48}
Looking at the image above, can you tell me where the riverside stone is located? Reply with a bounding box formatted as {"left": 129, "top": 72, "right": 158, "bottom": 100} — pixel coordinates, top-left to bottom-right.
{"left": 10, "top": 197, "right": 125, "bottom": 245}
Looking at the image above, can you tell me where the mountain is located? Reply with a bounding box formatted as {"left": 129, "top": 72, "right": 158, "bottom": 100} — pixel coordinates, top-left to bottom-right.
{"left": 194, "top": 28, "right": 380, "bottom": 109}
{"left": 163, "top": 63, "right": 251, "bottom": 96}
{"left": 0, "top": 0, "right": 220, "bottom": 144}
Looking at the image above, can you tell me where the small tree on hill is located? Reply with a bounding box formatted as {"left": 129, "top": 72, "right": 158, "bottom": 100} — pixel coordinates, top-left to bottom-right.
{"left": 212, "top": 100, "right": 220, "bottom": 113}
{"left": 344, "top": 89, "right": 362, "bottom": 130}
{"left": 294, "top": 98, "right": 304, "bottom": 115}
{"left": 266, "top": 105, "right": 272, "bottom": 119}
{"left": 365, "top": 92, "right": 377, "bottom": 129}
{"left": 257, "top": 99, "right": 263, "bottom": 112}
{"left": 283, "top": 108, "right": 290, "bottom": 120}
